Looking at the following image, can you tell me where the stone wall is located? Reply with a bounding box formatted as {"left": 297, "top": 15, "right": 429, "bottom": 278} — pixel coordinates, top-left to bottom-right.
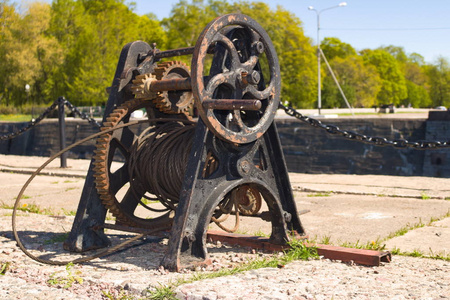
{"left": 0, "top": 116, "right": 446, "bottom": 177}
{"left": 277, "top": 117, "right": 427, "bottom": 176}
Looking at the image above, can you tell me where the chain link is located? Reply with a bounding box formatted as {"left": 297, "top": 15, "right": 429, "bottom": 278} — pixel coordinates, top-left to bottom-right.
{"left": 0, "top": 98, "right": 101, "bottom": 141}
{"left": 63, "top": 100, "right": 102, "bottom": 128}
{"left": 279, "top": 103, "right": 450, "bottom": 150}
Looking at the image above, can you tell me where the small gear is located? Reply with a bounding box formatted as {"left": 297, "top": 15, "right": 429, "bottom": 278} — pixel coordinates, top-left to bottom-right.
{"left": 130, "top": 73, "right": 157, "bottom": 99}
{"left": 152, "top": 61, "right": 193, "bottom": 116}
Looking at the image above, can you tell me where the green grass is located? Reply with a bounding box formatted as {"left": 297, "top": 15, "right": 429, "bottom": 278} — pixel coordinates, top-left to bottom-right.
{"left": 0, "top": 262, "right": 10, "bottom": 275}
{"left": 44, "top": 233, "right": 69, "bottom": 245}
{"left": 0, "top": 201, "right": 77, "bottom": 216}
{"left": 63, "top": 180, "right": 77, "bottom": 184}
{"left": 390, "top": 247, "right": 450, "bottom": 261}
{"left": 307, "top": 192, "right": 331, "bottom": 197}
{"left": 339, "top": 238, "right": 386, "bottom": 251}
{"left": 146, "top": 239, "right": 318, "bottom": 300}
{"left": 0, "top": 114, "right": 33, "bottom": 122}
{"left": 102, "top": 290, "right": 135, "bottom": 300}
{"left": 47, "top": 263, "right": 83, "bottom": 289}
{"left": 420, "top": 191, "right": 431, "bottom": 200}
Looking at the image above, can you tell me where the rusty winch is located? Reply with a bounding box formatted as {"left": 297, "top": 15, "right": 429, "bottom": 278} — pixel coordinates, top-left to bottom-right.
{"left": 64, "top": 14, "right": 305, "bottom": 271}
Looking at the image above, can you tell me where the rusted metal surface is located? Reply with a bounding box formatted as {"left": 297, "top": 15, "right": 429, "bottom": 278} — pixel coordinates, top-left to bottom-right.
{"left": 206, "top": 231, "right": 392, "bottom": 267}
{"left": 150, "top": 77, "right": 192, "bottom": 92}
{"left": 202, "top": 99, "right": 262, "bottom": 110}
{"left": 191, "top": 13, "right": 281, "bottom": 144}
{"left": 312, "top": 244, "right": 392, "bottom": 267}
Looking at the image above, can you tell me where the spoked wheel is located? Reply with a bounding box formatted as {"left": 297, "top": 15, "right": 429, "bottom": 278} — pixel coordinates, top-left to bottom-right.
{"left": 191, "top": 14, "right": 281, "bottom": 144}
{"left": 93, "top": 99, "right": 174, "bottom": 229}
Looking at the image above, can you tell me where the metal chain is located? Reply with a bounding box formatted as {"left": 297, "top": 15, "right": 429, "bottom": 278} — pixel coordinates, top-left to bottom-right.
{"left": 279, "top": 103, "right": 450, "bottom": 150}
{"left": 64, "top": 100, "right": 102, "bottom": 128}
{"left": 0, "top": 100, "right": 59, "bottom": 141}
{"left": 0, "top": 98, "right": 101, "bottom": 141}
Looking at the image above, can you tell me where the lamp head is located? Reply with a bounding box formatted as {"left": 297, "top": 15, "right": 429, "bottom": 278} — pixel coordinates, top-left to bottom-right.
{"left": 308, "top": 6, "right": 314, "bottom": 10}
{"left": 339, "top": 2, "right": 347, "bottom": 6}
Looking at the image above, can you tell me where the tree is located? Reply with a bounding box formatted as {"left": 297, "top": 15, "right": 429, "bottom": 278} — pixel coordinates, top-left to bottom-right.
{"left": 0, "top": 1, "right": 62, "bottom": 106}
{"left": 321, "top": 37, "right": 356, "bottom": 61}
{"left": 379, "top": 46, "right": 431, "bottom": 107}
{"left": 426, "top": 56, "right": 450, "bottom": 107}
{"left": 49, "top": 0, "right": 167, "bottom": 106}
{"left": 321, "top": 56, "right": 381, "bottom": 108}
{"left": 361, "top": 49, "right": 407, "bottom": 106}
{"left": 0, "top": 0, "right": 19, "bottom": 105}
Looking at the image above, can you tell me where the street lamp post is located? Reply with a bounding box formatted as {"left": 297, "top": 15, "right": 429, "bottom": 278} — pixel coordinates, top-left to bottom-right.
{"left": 308, "top": 2, "right": 347, "bottom": 115}
{"left": 25, "top": 84, "right": 31, "bottom": 118}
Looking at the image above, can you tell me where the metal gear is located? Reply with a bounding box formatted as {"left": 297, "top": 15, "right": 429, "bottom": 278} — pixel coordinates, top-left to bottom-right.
{"left": 152, "top": 61, "right": 193, "bottom": 116}
{"left": 130, "top": 73, "right": 158, "bottom": 99}
{"left": 236, "top": 185, "right": 262, "bottom": 216}
{"left": 93, "top": 98, "right": 174, "bottom": 229}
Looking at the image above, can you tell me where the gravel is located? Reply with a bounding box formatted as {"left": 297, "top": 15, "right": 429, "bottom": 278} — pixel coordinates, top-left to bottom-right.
{"left": 1, "top": 210, "right": 449, "bottom": 299}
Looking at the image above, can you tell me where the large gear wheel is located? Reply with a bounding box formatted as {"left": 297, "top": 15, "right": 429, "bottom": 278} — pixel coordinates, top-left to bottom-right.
{"left": 93, "top": 98, "right": 173, "bottom": 229}
{"left": 152, "top": 61, "right": 193, "bottom": 116}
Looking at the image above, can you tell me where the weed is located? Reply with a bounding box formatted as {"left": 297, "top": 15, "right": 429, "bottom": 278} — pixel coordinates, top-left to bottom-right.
{"left": 61, "top": 208, "right": 77, "bottom": 216}
{"left": 44, "top": 233, "right": 69, "bottom": 245}
{"left": 63, "top": 180, "right": 76, "bottom": 183}
{"left": 47, "top": 263, "right": 83, "bottom": 288}
{"left": 1, "top": 262, "right": 10, "bottom": 275}
{"left": 307, "top": 192, "right": 331, "bottom": 197}
{"left": 319, "top": 235, "right": 331, "bottom": 245}
{"left": 420, "top": 191, "right": 430, "bottom": 200}
{"left": 409, "top": 249, "right": 424, "bottom": 257}
{"left": 65, "top": 187, "right": 76, "bottom": 192}
{"left": 102, "top": 289, "right": 135, "bottom": 300}
{"left": 252, "top": 229, "right": 270, "bottom": 237}
{"left": 148, "top": 283, "right": 178, "bottom": 300}
{"left": 339, "top": 238, "right": 386, "bottom": 251}
{"left": 146, "top": 239, "right": 318, "bottom": 299}
{"left": 384, "top": 219, "right": 425, "bottom": 240}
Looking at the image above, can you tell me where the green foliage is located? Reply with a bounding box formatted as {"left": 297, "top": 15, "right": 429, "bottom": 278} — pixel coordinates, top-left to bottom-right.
{"left": 321, "top": 37, "right": 356, "bottom": 60}
{"left": 1, "top": 0, "right": 450, "bottom": 109}
{"left": 235, "top": 2, "right": 317, "bottom": 107}
{"left": 361, "top": 49, "right": 408, "bottom": 106}
{"left": 147, "top": 239, "right": 318, "bottom": 299}
{"left": 44, "top": 233, "right": 69, "bottom": 245}
{"left": 47, "top": 262, "right": 83, "bottom": 288}
{"left": 0, "top": 261, "right": 10, "bottom": 275}
{"left": 322, "top": 54, "right": 381, "bottom": 108}
{"left": 426, "top": 56, "right": 450, "bottom": 107}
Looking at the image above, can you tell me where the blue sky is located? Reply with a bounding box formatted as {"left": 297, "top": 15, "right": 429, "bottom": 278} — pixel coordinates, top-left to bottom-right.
{"left": 133, "top": 0, "right": 450, "bottom": 64}
{"left": 35, "top": 0, "right": 450, "bottom": 63}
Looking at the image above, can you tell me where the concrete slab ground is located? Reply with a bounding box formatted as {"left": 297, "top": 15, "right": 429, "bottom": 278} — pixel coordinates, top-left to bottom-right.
{"left": 0, "top": 154, "right": 449, "bottom": 257}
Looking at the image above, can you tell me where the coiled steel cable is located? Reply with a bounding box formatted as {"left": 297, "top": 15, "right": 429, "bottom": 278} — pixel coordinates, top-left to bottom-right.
{"left": 128, "top": 121, "right": 196, "bottom": 211}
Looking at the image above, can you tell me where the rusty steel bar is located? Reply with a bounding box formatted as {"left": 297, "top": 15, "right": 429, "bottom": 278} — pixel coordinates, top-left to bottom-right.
{"left": 150, "top": 77, "right": 192, "bottom": 92}
{"left": 206, "top": 230, "right": 392, "bottom": 267}
{"left": 98, "top": 223, "right": 171, "bottom": 236}
{"left": 155, "top": 47, "right": 196, "bottom": 59}
{"left": 202, "top": 99, "right": 262, "bottom": 110}
{"left": 155, "top": 45, "right": 215, "bottom": 59}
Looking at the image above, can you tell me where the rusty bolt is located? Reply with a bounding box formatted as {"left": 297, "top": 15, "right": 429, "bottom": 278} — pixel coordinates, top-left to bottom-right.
{"left": 252, "top": 41, "right": 265, "bottom": 54}
{"left": 241, "top": 71, "right": 260, "bottom": 86}
{"left": 246, "top": 70, "right": 260, "bottom": 85}
{"left": 283, "top": 211, "right": 292, "bottom": 223}
{"left": 240, "top": 160, "right": 251, "bottom": 174}
{"left": 184, "top": 231, "right": 196, "bottom": 243}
